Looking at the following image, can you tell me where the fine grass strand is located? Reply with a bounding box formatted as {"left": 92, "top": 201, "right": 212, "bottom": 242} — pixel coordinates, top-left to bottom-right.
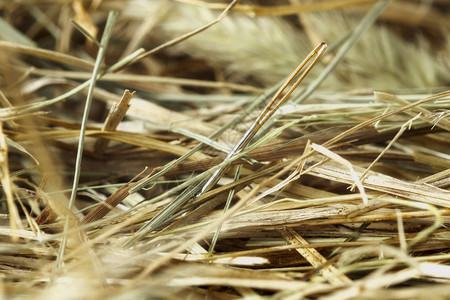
{"left": 125, "top": 45, "right": 328, "bottom": 245}
{"left": 70, "top": 19, "right": 100, "bottom": 46}
{"left": 0, "top": 47, "right": 145, "bottom": 120}
{"left": 254, "top": 0, "right": 392, "bottom": 141}
{"left": 0, "top": 16, "right": 36, "bottom": 47}
{"left": 208, "top": 164, "right": 242, "bottom": 257}
{"left": 68, "top": 11, "right": 119, "bottom": 210}
{"left": 292, "top": 0, "right": 393, "bottom": 104}
{"left": 56, "top": 11, "right": 118, "bottom": 275}
{"left": 1, "top": 1, "right": 449, "bottom": 298}
{"left": 129, "top": 81, "right": 285, "bottom": 196}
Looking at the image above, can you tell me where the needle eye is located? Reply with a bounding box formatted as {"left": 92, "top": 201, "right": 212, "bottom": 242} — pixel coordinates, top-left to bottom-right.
{"left": 198, "top": 43, "right": 328, "bottom": 196}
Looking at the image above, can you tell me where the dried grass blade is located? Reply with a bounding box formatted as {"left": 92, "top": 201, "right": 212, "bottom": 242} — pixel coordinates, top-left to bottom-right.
{"left": 375, "top": 91, "right": 450, "bottom": 131}
{"left": 0, "top": 123, "right": 23, "bottom": 240}
{"left": 306, "top": 159, "right": 450, "bottom": 207}
{"left": 0, "top": 40, "right": 94, "bottom": 70}
{"left": 311, "top": 143, "right": 368, "bottom": 205}
{"left": 292, "top": 0, "right": 392, "bottom": 105}
{"left": 81, "top": 169, "right": 147, "bottom": 225}
{"left": 93, "top": 89, "right": 134, "bottom": 155}
{"left": 184, "top": 0, "right": 380, "bottom": 16}
{"left": 279, "top": 227, "right": 352, "bottom": 285}
{"left": 0, "top": 17, "right": 36, "bottom": 47}
{"left": 323, "top": 90, "right": 450, "bottom": 148}
{"left": 130, "top": 0, "right": 240, "bottom": 64}
{"left": 56, "top": 11, "right": 119, "bottom": 275}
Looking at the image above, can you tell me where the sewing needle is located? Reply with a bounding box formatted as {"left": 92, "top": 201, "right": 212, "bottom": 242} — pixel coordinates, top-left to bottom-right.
{"left": 197, "top": 42, "right": 328, "bottom": 196}
{"left": 124, "top": 43, "right": 327, "bottom": 246}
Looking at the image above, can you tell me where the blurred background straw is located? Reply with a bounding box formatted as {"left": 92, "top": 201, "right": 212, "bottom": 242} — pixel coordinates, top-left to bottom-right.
{"left": 0, "top": 0, "right": 449, "bottom": 299}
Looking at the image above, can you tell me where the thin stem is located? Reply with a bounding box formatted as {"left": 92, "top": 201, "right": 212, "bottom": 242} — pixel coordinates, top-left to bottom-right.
{"left": 292, "top": 0, "right": 392, "bottom": 104}
{"left": 68, "top": 11, "right": 118, "bottom": 210}
{"left": 124, "top": 43, "right": 327, "bottom": 247}
{"left": 53, "top": 11, "right": 118, "bottom": 279}
{"left": 208, "top": 165, "right": 242, "bottom": 257}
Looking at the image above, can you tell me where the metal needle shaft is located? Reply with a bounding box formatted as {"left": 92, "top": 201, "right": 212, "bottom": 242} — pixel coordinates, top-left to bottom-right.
{"left": 197, "top": 42, "right": 327, "bottom": 196}
{"left": 125, "top": 43, "right": 327, "bottom": 246}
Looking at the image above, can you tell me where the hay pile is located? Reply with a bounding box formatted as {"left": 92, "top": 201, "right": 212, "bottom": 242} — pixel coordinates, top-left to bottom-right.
{"left": 0, "top": 0, "right": 449, "bottom": 299}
